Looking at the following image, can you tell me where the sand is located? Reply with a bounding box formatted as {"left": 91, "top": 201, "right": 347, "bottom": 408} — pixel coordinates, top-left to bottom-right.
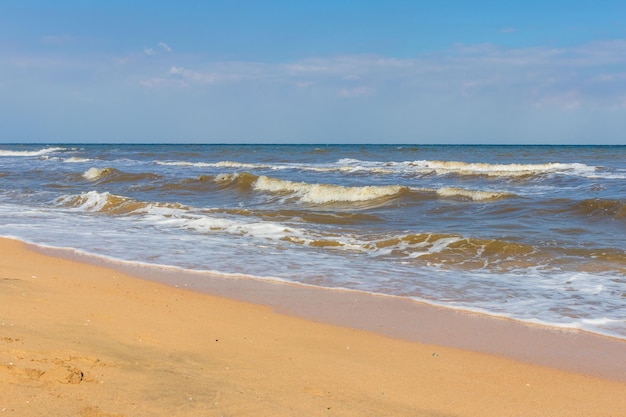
{"left": 1, "top": 237, "right": 625, "bottom": 417}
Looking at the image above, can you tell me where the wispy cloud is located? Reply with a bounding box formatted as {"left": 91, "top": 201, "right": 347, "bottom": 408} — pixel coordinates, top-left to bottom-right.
{"left": 17, "top": 34, "right": 625, "bottom": 112}
{"left": 169, "top": 65, "right": 229, "bottom": 84}
{"left": 141, "top": 65, "right": 242, "bottom": 88}
{"left": 144, "top": 42, "right": 172, "bottom": 56}
{"left": 134, "top": 39, "right": 626, "bottom": 109}
{"left": 158, "top": 42, "right": 172, "bottom": 52}
{"left": 5, "top": 34, "right": 626, "bottom": 143}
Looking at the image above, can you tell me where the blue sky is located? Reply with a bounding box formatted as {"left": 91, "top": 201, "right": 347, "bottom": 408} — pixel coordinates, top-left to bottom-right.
{"left": 2, "top": 1, "right": 626, "bottom": 144}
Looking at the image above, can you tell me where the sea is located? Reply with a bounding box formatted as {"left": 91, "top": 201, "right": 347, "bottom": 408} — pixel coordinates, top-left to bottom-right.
{"left": 0, "top": 144, "right": 625, "bottom": 339}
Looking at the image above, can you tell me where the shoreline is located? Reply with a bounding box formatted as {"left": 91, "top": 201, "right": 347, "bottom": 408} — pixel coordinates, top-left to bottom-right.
{"left": 2, "top": 236, "right": 626, "bottom": 416}
{"left": 30, "top": 239, "right": 626, "bottom": 382}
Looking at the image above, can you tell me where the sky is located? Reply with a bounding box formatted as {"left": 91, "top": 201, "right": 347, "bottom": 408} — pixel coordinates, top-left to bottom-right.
{"left": 1, "top": 1, "right": 626, "bottom": 144}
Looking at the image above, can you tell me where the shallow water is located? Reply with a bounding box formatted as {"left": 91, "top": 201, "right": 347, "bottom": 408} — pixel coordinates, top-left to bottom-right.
{"left": 0, "top": 144, "right": 625, "bottom": 338}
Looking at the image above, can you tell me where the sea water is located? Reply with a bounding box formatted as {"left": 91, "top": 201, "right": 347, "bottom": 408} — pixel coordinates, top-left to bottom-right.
{"left": 0, "top": 144, "right": 624, "bottom": 338}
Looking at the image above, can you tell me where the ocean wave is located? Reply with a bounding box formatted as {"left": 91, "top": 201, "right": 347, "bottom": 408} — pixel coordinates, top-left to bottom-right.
{"left": 0, "top": 146, "right": 66, "bottom": 157}
{"left": 152, "top": 172, "right": 517, "bottom": 205}
{"left": 65, "top": 157, "right": 93, "bottom": 163}
{"left": 361, "top": 233, "right": 538, "bottom": 263}
{"left": 210, "top": 208, "right": 383, "bottom": 225}
{"left": 251, "top": 174, "right": 517, "bottom": 204}
{"left": 253, "top": 175, "right": 407, "bottom": 204}
{"left": 83, "top": 167, "right": 116, "bottom": 180}
{"left": 432, "top": 187, "right": 515, "bottom": 201}
{"left": 573, "top": 198, "right": 626, "bottom": 220}
{"left": 400, "top": 160, "right": 598, "bottom": 178}
{"left": 82, "top": 167, "right": 162, "bottom": 183}
{"left": 51, "top": 191, "right": 310, "bottom": 242}
{"left": 542, "top": 198, "right": 626, "bottom": 222}
{"left": 54, "top": 191, "right": 186, "bottom": 215}
{"left": 213, "top": 172, "right": 259, "bottom": 189}
{"left": 47, "top": 190, "right": 626, "bottom": 276}
{"left": 359, "top": 233, "right": 626, "bottom": 273}
{"left": 49, "top": 192, "right": 498, "bottom": 262}
{"left": 154, "top": 157, "right": 600, "bottom": 179}
{"left": 160, "top": 172, "right": 406, "bottom": 205}
{"left": 155, "top": 160, "right": 274, "bottom": 170}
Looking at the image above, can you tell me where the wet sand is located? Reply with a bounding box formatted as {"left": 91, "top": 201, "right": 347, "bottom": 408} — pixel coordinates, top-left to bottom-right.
{"left": 1, "top": 237, "right": 625, "bottom": 416}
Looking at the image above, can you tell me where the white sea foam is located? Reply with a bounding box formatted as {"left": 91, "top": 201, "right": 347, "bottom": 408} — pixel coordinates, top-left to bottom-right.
{"left": 400, "top": 160, "right": 596, "bottom": 177}
{"left": 83, "top": 167, "right": 111, "bottom": 180}
{"left": 155, "top": 160, "right": 213, "bottom": 167}
{"left": 406, "top": 236, "right": 464, "bottom": 258}
{"left": 214, "top": 161, "right": 273, "bottom": 169}
{"left": 56, "top": 190, "right": 116, "bottom": 212}
{"left": 155, "top": 160, "right": 273, "bottom": 170}
{"left": 253, "top": 176, "right": 406, "bottom": 203}
{"left": 331, "top": 158, "right": 601, "bottom": 178}
{"left": 435, "top": 187, "right": 513, "bottom": 201}
{"left": 65, "top": 157, "right": 92, "bottom": 163}
{"left": 143, "top": 206, "right": 306, "bottom": 242}
{"left": 156, "top": 157, "right": 601, "bottom": 180}
{"left": 0, "top": 147, "right": 66, "bottom": 157}
{"left": 55, "top": 191, "right": 189, "bottom": 216}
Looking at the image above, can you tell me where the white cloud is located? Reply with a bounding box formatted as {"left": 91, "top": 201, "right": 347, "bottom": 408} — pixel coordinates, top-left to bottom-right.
{"left": 144, "top": 42, "right": 172, "bottom": 57}
{"left": 158, "top": 65, "right": 238, "bottom": 85}
{"left": 158, "top": 42, "right": 172, "bottom": 52}
{"left": 133, "top": 39, "right": 626, "bottom": 111}
{"left": 6, "top": 36, "right": 626, "bottom": 143}
{"left": 169, "top": 66, "right": 184, "bottom": 75}
{"left": 139, "top": 77, "right": 185, "bottom": 88}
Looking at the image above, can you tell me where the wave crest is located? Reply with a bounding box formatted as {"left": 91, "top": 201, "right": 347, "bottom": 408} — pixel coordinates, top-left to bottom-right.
{"left": 156, "top": 157, "right": 599, "bottom": 179}
{"left": 253, "top": 175, "right": 407, "bottom": 204}
{"left": 82, "top": 167, "right": 162, "bottom": 183}
{"left": 435, "top": 187, "right": 514, "bottom": 201}
{"left": 55, "top": 191, "right": 186, "bottom": 215}
{"left": 407, "top": 160, "right": 595, "bottom": 177}
{"left": 0, "top": 147, "right": 66, "bottom": 157}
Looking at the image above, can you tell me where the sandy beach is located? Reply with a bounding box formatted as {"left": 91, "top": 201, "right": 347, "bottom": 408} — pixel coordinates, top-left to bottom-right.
{"left": 1, "top": 237, "right": 625, "bottom": 417}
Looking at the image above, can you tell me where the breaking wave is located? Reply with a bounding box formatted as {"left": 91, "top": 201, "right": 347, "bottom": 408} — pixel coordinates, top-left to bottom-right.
{"left": 154, "top": 157, "right": 600, "bottom": 179}
{"left": 54, "top": 191, "right": 187, "bottom": 215}
{"left": 176, "top": 173, "right": 514, "bottom": 204}
{"left": 402, "top": 160, "right": 596, "bottom": 177}
{"left": 253, "top": 175, "right": 407, "bottom": 204}
{"left": 49, "top": 190, "right": 626, "bottom": 274}
{"left": 65, "top": 157, "right": 93, "bottom": 163}
{"left": 82, "top": 167, "right": 163, "bottom": 183}
{"left": 0, "top": 147, "right": 66, "bottom": 157}
{"left": 251, "top": 175, "right": 515, "bottom": 204}
{"left": 432, "top": 187, "right": 514, "bottom": 201}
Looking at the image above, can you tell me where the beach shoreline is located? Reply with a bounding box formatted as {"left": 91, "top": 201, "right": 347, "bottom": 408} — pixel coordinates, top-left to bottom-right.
{"left": 30, "top": 238, "right": 626, "bottom": 382}
{"left": 2, "top": 236, "right": 626, "bottom": 416}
